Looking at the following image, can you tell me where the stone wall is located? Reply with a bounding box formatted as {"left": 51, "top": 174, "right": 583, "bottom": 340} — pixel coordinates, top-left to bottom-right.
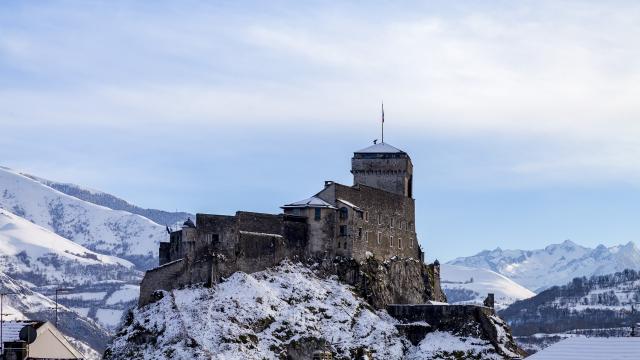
{"left": 139, "top": 259, "right": 185, "bottom": 306}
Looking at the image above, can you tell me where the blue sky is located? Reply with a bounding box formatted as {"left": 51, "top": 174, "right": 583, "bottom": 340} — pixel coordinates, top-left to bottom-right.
{"left": 2, "top": 1, "right": 640, "bottom": 261}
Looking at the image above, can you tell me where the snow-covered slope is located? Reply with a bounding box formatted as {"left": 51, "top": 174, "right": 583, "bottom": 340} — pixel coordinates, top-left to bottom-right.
{"left": 0, "top": 208, "right": 141, "bottom": 330}
{"left": 23, "top": 172, "right": 193, "bottom": 227}
{"left": 0, "top": 208, "right": 136, "bottom": 285}
{"left": 441, "top": 264, "right": 535, "bottom": 309}
{"left": 448, "top": 240, "right": 640, "bottom": 292}
{"left": 0, "top": 271, "right": 108, "bottom": 359}
{"left": 0, "top": 166, "right": 166, "bottom": 268}
{"left": 105, "top": 262, "right": 521, "bottom": 360}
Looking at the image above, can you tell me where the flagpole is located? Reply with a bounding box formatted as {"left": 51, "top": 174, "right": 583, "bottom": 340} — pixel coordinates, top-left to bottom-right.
{"left": 381, "top": 102, "right": 384, "bottom": 143}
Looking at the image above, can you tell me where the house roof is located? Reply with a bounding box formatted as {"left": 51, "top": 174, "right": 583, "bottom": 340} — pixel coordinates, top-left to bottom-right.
{"left": 354, "top": 142, "right": 405, "bottom": 154}
{"left": 281, "top": 196, "right": 337, "bottom": 209}
{"left": 527, "top": 337, "right": 640, "bottom": 360}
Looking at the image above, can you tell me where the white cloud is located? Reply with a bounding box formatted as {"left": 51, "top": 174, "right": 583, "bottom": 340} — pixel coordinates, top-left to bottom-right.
{"left": 2, "top": 1, "right": 640, "bottom": 185}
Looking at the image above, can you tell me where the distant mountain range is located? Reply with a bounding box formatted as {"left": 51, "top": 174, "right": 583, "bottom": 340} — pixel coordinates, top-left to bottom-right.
{"left": 448, "top": 239, "right": 640, "bottom": 292}
{"left": 0, "top": 165, "right": 192, "bottom": 346}
{"left": 440, "top": 264, "right": 535, "bottom": 309}
{"left": 0, "top": 166, "right": 173, "bottom": 269}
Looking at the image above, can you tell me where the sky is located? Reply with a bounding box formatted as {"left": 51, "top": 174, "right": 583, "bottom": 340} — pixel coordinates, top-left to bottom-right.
{"left": 2, "top": 0, "right": 640, "bottom": 261}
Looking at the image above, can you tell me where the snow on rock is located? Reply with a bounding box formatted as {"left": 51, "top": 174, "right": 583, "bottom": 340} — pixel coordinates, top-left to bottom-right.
{"left": 106, "top": 262, "right": 520, "bottom": 359}
{"left": 405, "top": 331, "right": 502, "bottom": 360}
{"left": 0, "top": 166, "right": 166, "bottom": 267}
{"left": 441, "top": 264, "right": 535, "bottom": 309}
{"left": 448, "top": 239, "right": 640, "bottom": 292}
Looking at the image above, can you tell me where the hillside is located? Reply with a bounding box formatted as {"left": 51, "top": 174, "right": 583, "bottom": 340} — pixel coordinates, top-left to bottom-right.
{"left": 0, "top": 166, "right": 166, "bottom": 269}
{"left": 440, "top": 264, "right": 535, "bottom": 309}
{"left": 23, "top": 172, "right": 193, "bottom": 227}
{"left": 0, "top": 208, "right": 141, "bottom": 330}
{"left": 0, "top": 271, "right": 108, "bottom": 359}
{"left": 106, "top": 262, "right": 523, "bottom": 360}
{"left": 448, "top": 240, "right": 640, "bottom": 292}
{"left": 499, "top": 269, "right": 640, "bottom": 353}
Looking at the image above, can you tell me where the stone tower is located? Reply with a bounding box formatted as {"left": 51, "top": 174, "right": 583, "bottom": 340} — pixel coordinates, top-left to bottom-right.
{"left": 351, "top": 142, "right": 413, "bottom": 198}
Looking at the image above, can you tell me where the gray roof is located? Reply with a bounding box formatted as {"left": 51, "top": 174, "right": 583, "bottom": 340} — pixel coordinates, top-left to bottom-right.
{"left": 355, "top": 142, "right": 405, "bottom": 154}
{"left": 0, "top": 320, "right": 39, "bottom": 343}
{"left": 527, "top": 337, "right": 640, "bottom": 360}
{"left": 282, "top": 196, "right": 336, "bottom": 209}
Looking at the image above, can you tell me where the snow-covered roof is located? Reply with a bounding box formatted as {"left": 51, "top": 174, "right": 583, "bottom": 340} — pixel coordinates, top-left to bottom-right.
{"left": 355, "top": 142, "right": 405, "bottom": 154}
{"left": 337, "top": 198, "right": 362, "bottom": 211}
{"left": 282, "top": 196, "right": 336, "bottom": 209}
{"left": 0, "top": 320, "right": 39, "bottom": 344}
{"left": 527, "top": 337, "right": 640, "bottom": 360}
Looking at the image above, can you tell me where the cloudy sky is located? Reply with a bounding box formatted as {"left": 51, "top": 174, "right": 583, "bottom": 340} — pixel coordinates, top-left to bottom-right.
{"left": 2, "top": 0, "right": 640, "bottom": 261}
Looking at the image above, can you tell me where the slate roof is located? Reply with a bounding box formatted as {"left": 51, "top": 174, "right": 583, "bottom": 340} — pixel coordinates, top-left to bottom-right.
{"left": 282, "top": 196, "right": 336, "bottom": 209}
{"left": 354, "top": 142, "right": 405, "bottom": 154}
{"left": 527, "top": 337, "right": 640, "bottom": 360}
{"left": 1, "top": 321, "right": 38, "bottom": 343}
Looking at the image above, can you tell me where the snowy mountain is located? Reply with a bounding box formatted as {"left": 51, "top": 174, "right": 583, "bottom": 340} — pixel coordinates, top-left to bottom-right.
{"left": 0, "top": 166, "right": 167, "bottom": 269}
{"left": 23, "top": 172, "right": 193, "bottom": 227}
{"left": 448, "top": 240, "right": 640, "bottom": 292}
{"left": 105, "top": 262, "right": 523, "bottom": 360}
{"left": 0, "top": 207, "right": 141, "bottom": 330}
{"left": 499, "top": 269, "right": 640, "bottom": 354}
{"left": 0, "top": 271, "right": 109, "bottom": 359}
{"left": 0, "top": 208, "right": 137, "bottom": 285}
{"left": 440, "top": 264, "right": 535, "bottom": 309}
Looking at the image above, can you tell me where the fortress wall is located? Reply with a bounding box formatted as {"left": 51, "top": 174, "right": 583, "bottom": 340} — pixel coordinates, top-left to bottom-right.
{"left": 139, "top": 259, "right": 186, "bottom": 306}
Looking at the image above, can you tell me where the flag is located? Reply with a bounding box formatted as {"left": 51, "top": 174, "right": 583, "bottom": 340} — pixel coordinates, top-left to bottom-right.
{"left": 382, "top": 102, "right": 385, "bottom": 123}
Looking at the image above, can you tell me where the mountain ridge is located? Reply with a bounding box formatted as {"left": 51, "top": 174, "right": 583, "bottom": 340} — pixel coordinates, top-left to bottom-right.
{"left": 448, "top": 239, "right": 640, "bottom": 292}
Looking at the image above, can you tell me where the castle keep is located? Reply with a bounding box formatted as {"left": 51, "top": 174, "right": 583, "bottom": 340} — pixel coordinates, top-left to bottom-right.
{"left": 139, "top": 142, "right": 432, "bottom": 306}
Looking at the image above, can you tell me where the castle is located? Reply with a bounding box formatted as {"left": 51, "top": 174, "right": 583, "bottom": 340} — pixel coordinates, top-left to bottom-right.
{"left": 139, "top": 141, "right": 429, "bottom": 305}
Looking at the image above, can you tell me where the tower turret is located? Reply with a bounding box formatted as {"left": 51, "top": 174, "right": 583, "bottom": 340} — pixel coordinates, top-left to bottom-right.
{"left": 351, "top": 142, "right": 413, "bottom": 197}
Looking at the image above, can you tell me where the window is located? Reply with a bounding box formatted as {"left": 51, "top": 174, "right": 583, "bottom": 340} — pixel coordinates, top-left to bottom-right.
{"left": 391, "top": 218, "right": 395, "bottom": 228}
{"left": 358, "top": 227, "right": 363, "bottom": 240}
{"left": 390, "top": 236, "right": 394, "bottom": 247}
{"left": 398, "top": 238, "right": 402, "bottom": 249}
{"left": 293, "top": 208, "right": 301, "bottom": 216}
{"left": 357, "top": 211, "right": 363, "bottom": 219}
{"left": 339, "top": 207, "right": 348, "bottom": 220}
{"left": 401, "top": 221, "right": 406, "bottom": 230}
{"left": 337, "top": 242, "right": 341, "bottom": 249}
{"left": 365, "top": 231, "right": 369, "bottom": 243}
{"left": 377, "top": 213, "right": 382, "bottom": 225}
{"left": 339, "top": 225, "right": 348, "bottom": 236}
{"left": 314, "top": 208, "right": 321, "bottom": 221}
{"left": 365, "top": 211, "right": 369, "bottom": 222}
{"left": 377, "top": 232, "right": 381, "bottom": 244}
{"left": 409, "top": 238, "right": 413, "bottom": 249}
